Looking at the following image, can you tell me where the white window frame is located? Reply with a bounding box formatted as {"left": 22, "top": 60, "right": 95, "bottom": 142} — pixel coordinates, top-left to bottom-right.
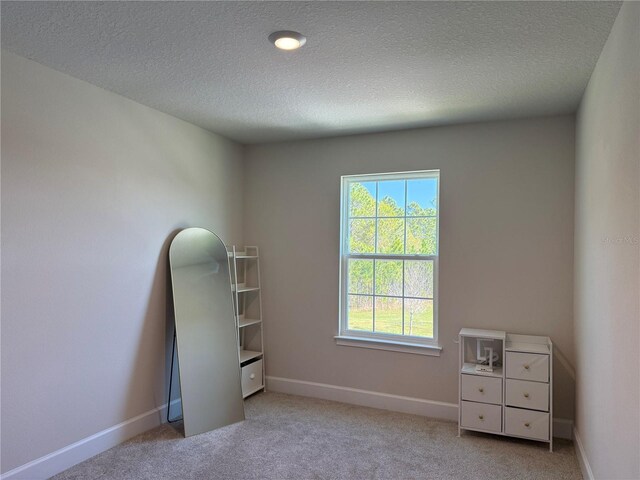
{"left": 336, "top": 170, "right": 441, "bottom": 356}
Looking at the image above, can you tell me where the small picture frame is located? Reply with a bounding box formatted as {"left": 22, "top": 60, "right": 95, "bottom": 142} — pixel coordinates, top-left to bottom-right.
{"left": 475, "top": 339, "right": 494, "bottom": 372}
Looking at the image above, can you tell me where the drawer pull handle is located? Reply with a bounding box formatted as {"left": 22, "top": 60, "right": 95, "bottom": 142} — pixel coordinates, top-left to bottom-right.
{"left": 478, "top": 415, "right": 484, "bottom": 420}
{"left": 249, "top": 373, "right": 256, "bottom": 380}
{"left": 524, "top": 393, "right": 530, "bottom": 398}
{"left": 478, "top": 388, "right": 484, "bottom": 393}
{"left": 524, "top": 422, "right": 531, "bottom": 428}
{"left": 523, "top": 364, "right": 530, "bottom": 370}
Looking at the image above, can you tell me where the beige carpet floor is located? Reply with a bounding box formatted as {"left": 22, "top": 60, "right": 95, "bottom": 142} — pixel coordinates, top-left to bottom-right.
{"left": 52, "top": 392, "right": 582, "bottom": 479}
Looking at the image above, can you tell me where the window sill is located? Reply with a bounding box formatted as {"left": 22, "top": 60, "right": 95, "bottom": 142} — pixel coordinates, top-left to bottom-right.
{"left": 334, "top": 335, "right": 442, "bottom": 357}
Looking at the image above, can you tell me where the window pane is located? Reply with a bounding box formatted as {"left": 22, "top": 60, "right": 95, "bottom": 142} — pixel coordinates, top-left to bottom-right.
{"left": 377, "top": 180, "right": 405, "bottom": 217}
{"left": 374, "top": 297, "right": 402, "bottom": 335}
{"left": 348, "top": 259, "right": 373, "bottom": 294}
{"left": 404, "top": 299, "right": 434, "bottom": 338}
{"left": 407, "top": 178, "right": 438, "bottom": 216}
{"left": 349, "top": 219, "right": 375, "bottom": 253}
{"left": 376, "top": 218, "right": 405, "bottom": 254}
{"left": 406, "top": 217, "right": 437, "bottom": 255}
{"left": 349, "top": 181, "right": 376, "bottom": 217}
{"left": 404, "top": 260, "right": 434, "bottom": 298}
{"left": 374, "top": 260, "right": 402, "bottom": 296}
{"left": 348, "top": 295, "right": 373, "bottom": 332}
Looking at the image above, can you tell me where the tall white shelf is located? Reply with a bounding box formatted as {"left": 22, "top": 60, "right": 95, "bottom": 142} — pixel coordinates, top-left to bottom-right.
{"left": 458, "top": 328, "right": 553, "bottom": 452}
{"left": 228, "top": 245, "right": 265, "bottom": 398}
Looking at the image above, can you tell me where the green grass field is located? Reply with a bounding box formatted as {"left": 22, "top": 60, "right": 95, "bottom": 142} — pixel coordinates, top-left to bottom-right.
{"left": 349, "top": 306, "right": 433, "bottom": 338}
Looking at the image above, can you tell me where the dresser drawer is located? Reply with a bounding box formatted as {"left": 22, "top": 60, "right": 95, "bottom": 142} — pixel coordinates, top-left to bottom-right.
{"left": 504, "top": 406, "right": 549, "bottom": 441}
{"left": 460, "top": 401, "right": 502, "bottom": 433}
{"left": 506, "top": 352, "right": 549, "bottom": 382}
{"left": 241, "top": 359, "right": 263, "bottom": 397}
{"left": 461, "top": 375, "right": 502, "bottom": 405}
{"left": 506, "top": 379, "right": 549, "bottom": 411}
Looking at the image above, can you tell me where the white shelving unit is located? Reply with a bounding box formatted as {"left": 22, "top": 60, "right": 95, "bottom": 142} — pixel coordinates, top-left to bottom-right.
{"left": 458, "top": 328, "right": 553, "bottom": 452}
{"left": 228, "top": 245, "right": 265, "bottom": 398}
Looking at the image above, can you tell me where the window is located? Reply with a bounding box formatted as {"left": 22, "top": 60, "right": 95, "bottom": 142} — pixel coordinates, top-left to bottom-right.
{"left": 338, "top": 171, "right": 440, "bottom": 354}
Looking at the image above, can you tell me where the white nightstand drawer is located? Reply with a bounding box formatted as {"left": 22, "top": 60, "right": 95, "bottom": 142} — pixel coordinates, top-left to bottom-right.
{"left": 506, "top": 352, "right": 549, "bottom": 383}
{"left": 505, "top": 407, "right": 550, "bottom": 441}
{"left": 461, "top": 401, "right": 502, "bottom": 433}
{"left": 461, "top": 375, "right": 502, "bottom": 405}
{"left": 506, "top": 379, "right": 549, "bottom": 411}
{"left": 241, "top": 359, "right": 263, "bottom": 396}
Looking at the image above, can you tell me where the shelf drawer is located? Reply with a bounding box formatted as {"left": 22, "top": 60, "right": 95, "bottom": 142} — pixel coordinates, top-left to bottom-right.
{"left": 506, "top": 379, "right": 549, "bottom": 412}
{"left": 460, "top": 401, "right": 502, "bottom": 433}
{"left": 241, "top": 359, "right": 263, "bottom": 397}
{"left": 504, "top": 406, "right": 550, "bottom": 441}
{"left": 461, "top": 374, "right": 502, "bottom": 405}
{"left": 506, "top": 352, "right": 549, "bottom": 383}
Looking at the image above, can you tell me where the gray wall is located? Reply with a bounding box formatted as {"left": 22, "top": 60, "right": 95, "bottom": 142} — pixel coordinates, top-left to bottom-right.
{"left": 574, "top": 3, "right": 640, "bottom": 478}
{"left": 244, "top": 116, "right": 576, "bottom": 420}
{"left": 0, "top": 52, "right": 244, "bottom": 473}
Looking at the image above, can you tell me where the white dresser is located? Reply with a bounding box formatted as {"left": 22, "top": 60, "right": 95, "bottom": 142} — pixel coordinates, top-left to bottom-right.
{"left": 458, "top": 328, "right": 553, "bottom": 451}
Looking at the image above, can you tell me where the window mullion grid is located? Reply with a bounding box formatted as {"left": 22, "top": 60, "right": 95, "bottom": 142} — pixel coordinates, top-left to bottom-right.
{"left": 373, "top": 182, "right": 379, "bottom": 333}
{"left": 346, "top": 254, "right": 436, "bottom": 337}
{"left": 374, "top": 182, "right": 379, "bottom": 254}
{"left": 402, "top": 180, "right": 407, "bottom": 335}
{"left": 348, "top": 253, "right": 437, "bottom": 261}
{"left": 403, "top": 180, "right": 408, "bottom": 254}
{"left": 372, "top": 258, "right": 376, "bottom": 333}
{"left": 349, "top": 292, "right": 433, "bottom": 301}
{"left": 401, "top": 259, "right": 405, "bottom": 335}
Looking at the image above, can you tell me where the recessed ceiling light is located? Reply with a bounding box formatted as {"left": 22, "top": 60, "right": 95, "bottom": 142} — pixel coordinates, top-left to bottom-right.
{"left": 268, "top": 31, "right": 306, "bottom": 51}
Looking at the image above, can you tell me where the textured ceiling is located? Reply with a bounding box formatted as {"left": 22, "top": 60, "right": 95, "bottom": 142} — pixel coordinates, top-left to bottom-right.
{"left": 1, "top": 1, "right": 621, "bottom": 144}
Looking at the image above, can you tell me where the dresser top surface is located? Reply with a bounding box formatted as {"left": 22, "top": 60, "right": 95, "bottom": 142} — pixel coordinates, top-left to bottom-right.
{"left": 459, "top": 328, "right": 506, "bottom": 340}
{"left": 505, "top": 333, "right": 552, "bottom": 354}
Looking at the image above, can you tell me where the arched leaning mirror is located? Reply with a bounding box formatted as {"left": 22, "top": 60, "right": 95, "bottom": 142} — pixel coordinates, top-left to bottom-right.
{"left": 169, "top": 227, "right": 245, "bottom": 437}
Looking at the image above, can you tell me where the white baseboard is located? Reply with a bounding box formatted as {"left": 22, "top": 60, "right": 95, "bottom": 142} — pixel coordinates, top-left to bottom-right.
{"left": 0, "top": 401, "right": 178, "bottom": 480}
{"left": 266, "top": 376, "right": 573, "bottom": 440}
{"left": 573, "top": 426, "right": 594, "bottom": 480}
{"left": 267, "top": 376, "right": 458, "bottom": 421}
